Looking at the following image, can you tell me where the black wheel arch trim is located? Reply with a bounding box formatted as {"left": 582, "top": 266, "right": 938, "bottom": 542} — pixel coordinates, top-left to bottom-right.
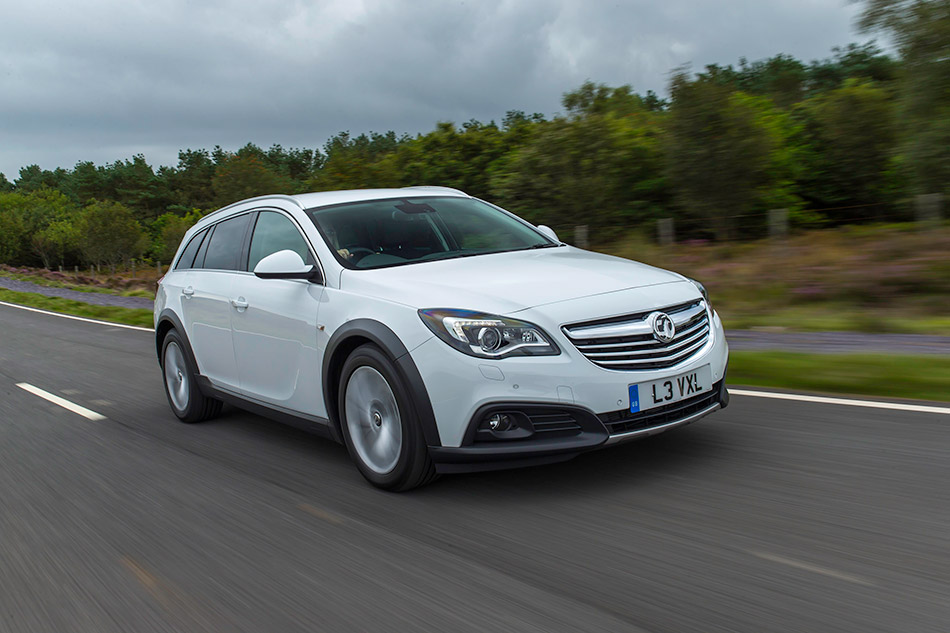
{"left": 323, "top": 319, "right": 442, "bottom": 447}
{"left": 155, "top": 310, "right": 202, "bottom": 375}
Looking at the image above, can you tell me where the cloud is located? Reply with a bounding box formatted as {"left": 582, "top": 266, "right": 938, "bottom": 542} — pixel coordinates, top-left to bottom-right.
{"left": 0, "top": 0, "right": 866, "bottom": 178}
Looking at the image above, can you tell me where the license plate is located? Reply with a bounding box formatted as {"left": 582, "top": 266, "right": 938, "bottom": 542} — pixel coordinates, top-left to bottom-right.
{"left": 629, "top": 365, "right": 713, "bottom": 413}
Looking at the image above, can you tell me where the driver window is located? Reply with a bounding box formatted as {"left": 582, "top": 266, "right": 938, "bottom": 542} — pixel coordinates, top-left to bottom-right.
{"left": 248, "top": 211, "right": 315, "bottom": 271}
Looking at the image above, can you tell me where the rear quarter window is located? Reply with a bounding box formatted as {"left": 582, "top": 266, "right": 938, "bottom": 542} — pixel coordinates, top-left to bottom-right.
{"left": 174, "top": 228, "right": 208, "bottom": 270}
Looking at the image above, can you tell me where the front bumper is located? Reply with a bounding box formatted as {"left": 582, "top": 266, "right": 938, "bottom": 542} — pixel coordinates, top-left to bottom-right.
{"left": 429, "top": 378, "right": 728, "bottom": 474}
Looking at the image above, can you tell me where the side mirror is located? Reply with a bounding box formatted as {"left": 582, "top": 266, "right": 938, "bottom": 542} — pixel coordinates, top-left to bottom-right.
{"left": 253, "top": 250, "right": 322, "bottom": 283}
{"left": 536, "top": 225, "right": 559, "bottom": 243}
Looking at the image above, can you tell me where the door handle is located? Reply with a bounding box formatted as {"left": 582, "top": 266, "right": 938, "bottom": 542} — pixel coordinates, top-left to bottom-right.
{"left": 182, "top": 286, "right": 194, "bottom": 296}
{"left": 230, "top": 297, "right": 248, "bottom": 310}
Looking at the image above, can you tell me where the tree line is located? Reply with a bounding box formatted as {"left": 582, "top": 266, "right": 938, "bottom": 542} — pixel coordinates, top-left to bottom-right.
{"left": 0, "top": 0, "right": 946, "bottom": 269}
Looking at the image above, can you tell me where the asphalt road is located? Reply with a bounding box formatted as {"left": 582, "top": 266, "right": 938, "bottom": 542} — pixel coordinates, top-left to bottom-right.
{"left": 1, "top": 303, "right": 949, "bottom": 633}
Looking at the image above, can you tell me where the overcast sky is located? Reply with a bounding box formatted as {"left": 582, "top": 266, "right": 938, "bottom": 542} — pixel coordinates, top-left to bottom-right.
{"left": 0, "top": 0, "right": 872, "bottom": 180}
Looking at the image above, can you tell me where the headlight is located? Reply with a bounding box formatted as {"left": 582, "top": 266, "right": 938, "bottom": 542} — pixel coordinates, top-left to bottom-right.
{"left": 689, "top": 278, "right": 711, "bottom": 309}
{"left": 419, "top": 309, "right": 560, "bottom": 359}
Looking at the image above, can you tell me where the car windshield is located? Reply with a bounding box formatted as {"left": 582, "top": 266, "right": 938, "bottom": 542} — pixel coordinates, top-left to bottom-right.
{"left": 306, "top": 196, "right": 558, "bottom": 269}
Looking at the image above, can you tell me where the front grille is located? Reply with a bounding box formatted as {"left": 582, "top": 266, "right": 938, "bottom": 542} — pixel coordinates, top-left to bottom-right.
{"left": 598, "top": 382, "right": 721, "bottom": 435}
{"left": 562, "top": 299, "right": 710, "bottom": 371}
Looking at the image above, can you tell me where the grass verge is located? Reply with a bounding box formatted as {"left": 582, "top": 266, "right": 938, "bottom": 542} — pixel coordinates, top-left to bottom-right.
{"left": 0, "top": 288, "right": 153, "bottom": 328}
{"left": 0, "top": 270, "right": 154, "bottom": 297}
{"left": 729, "top": 351, "right": 950, "bottom": 403}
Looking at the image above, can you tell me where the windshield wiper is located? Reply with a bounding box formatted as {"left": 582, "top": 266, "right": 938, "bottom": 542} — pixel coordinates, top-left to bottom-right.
{"left": 527, "top": 242, "right": 562, "bottom": 249}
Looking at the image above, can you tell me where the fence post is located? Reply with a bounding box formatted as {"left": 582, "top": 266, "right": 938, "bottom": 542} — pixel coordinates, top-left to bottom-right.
{"left": 58, "top": 265, "right": 63, "bottom": 273}
{"left": 574, "top": 225, "right": 589, "bottom": 249}
{"left": 74, "top": 266, "right": 78, "bottom": 274}
{"left": 131, "top": 259, "right": 136, "bottom": 278}
{"left": 157, "top": 261, "right": 162, "bottom": 275}
{"left": 657, "top": 218, "right": 674, "bottom": 246}
{"left": 916, "top": 193, "right": 942, "bottom": 229}
{"left": 768, "top": 208, "right": 789, "bottom": 239}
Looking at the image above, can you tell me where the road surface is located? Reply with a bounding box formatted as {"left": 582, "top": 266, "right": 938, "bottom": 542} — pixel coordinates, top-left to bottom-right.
{"left": 1, "top": 302, "right": 948, "bottom": 632}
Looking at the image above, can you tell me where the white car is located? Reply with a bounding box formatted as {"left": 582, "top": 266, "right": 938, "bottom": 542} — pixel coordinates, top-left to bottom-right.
{"left": 155, "top": 187, "right": 729, "bottom": 490}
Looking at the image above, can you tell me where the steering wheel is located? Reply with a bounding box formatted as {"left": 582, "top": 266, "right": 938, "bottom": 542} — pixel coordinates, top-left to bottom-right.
{"left": 342, "top": 246, "right": 375, "bottom": 256}
{"left": 340, "top": 246, "right": 376, "bottom": 264}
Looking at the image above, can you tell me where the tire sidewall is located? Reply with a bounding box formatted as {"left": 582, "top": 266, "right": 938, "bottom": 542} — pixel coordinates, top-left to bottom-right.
{"left": 160, "top": 329, "right": 201, "bottom": 422}
{"left": 338, "top": 345, "right": 426, "bottom": 489}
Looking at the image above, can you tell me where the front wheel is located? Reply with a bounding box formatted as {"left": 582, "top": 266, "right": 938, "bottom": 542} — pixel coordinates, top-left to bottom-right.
{"left": 339, "top": 344, "right": 438, "bottom": 491}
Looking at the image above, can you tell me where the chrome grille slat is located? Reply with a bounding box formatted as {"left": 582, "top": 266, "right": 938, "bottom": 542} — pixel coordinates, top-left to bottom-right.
{"left": 584, "top": 325, "right": 709, "bottom": 358}
{"left": 593, "top": 336, "right": 708, "bottom": 366}
{"left": 562, "top": 299, "right": 711, "bottom": 371}
{"left": 565, "top": 302, "right": 706, "bottom": 340}
{"left": 575, "top": 316, "right": 708, "bottom": 350}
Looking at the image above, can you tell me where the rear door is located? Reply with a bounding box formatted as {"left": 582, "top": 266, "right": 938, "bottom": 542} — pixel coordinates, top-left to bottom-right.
{"left": 181, "top": 212, "right": 253, "bottom": 390}
{"left": 230, "top": 209, "right": 326, "bottom": 417}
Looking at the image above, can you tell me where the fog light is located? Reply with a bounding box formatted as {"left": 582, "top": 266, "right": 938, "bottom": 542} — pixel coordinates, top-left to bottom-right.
{"left": 487, "top": 413, "right": 512, "bottom": 432}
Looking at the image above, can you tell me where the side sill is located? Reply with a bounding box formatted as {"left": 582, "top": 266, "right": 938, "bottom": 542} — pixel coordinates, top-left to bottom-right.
{"left": 195, "top": 376, "right": 338, "bottom": 442}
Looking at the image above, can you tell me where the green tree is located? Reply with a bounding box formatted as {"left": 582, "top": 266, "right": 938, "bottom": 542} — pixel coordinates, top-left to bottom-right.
{"left": 150, "top": 209, "right": 203, "bottom": 263}
{"left": 794, "top": 79, "right": 898, "bottom": 216}
{"left": 14, "top": 165, "right": 69, "bottom": 192}
{"left": 0, "top": 192, "right": 29, "bottom": 264}
{"left": 212, "top": 154, "right": 293, "bottom": 207}
{"left": 666, "top": 72, "right": 799, "bottom": 239}
{"left": 859, "top": 0, "right": 950, "bottom": 194}
{"left": 491, "top": 105, "right": 668, "bottom": 235}
{"left": 32, "top": 219, "right": 79, "bottom": 269}
{"left": 166, "top": 149, "right": 217, "bottom": 211}
{"left": 306, "top": 131, "right": 416, "bottom": 192}
{"left": 76, "top": 200, "right": 144, "bottom": 268}
{"left": 0, "top": 173, "right": 14, "bottom": 192}
{"left": 806, "top": 43, "right": 899, "bottom": 94}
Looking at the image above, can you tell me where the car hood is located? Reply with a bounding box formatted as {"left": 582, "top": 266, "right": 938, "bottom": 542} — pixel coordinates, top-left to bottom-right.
{"left": 339, "top": 246, "right": 686, "bottom": 314}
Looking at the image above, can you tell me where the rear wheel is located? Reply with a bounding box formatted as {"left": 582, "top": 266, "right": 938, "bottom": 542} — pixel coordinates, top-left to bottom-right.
{"left": 161, "top": 329, "right": 222, "bottom": 423}
{"left": 339, "top": 344, "right": 438, "bottom": 491}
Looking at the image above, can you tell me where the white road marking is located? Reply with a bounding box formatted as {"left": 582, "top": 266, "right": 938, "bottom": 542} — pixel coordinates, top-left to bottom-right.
{"left": 750, "top": 551, "right": 874, "bottom": 586}
{"left": 731, "top": 388, "right": 950, "bottom": 415}
{"left": 0, "top": 300, "right": 152, "bottom": 332}
{"left": 16, "top": 383, "right": 107, "bottom": 421}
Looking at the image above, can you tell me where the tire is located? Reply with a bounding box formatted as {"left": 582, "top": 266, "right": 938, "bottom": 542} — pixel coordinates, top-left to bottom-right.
{"left": 160, "top": 328, "right": 222, "bottom": 423}
{"left": 338, "top": 344, "right": 438, "bottom": 491}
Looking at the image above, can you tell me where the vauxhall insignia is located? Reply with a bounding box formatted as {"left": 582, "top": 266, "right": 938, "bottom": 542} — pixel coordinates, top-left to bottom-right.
{"left": 651, "top": 312, "right": 676, "bottom": 343}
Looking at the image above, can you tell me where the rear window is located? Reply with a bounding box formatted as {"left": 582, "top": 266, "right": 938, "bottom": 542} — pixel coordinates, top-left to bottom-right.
{"left": 202, "top": 214, "right": 252, "bottom": 271}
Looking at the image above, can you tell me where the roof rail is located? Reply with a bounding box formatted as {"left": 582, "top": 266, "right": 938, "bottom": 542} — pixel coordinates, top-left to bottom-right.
{"left": 401, "top": 185, "right": 469, "bottom": 196}
{"left": 203, "top": 193, "right": 304, "bottom": 220}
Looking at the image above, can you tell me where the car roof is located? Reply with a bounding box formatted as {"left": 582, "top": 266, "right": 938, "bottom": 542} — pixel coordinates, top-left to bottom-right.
{"left": 204, "top": 186, "right": 470, "bottom": 221}
{"left": 293, "top": 186, "right": 469, "bottom": 209}
{"left": 185, "top": 186, "right": 472, "bottom": 239}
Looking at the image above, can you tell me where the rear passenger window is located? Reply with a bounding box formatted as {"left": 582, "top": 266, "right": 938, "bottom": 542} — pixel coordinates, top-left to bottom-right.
{"left": 248, "top": 211, "right": 315, "bottom": 271}
{"left": 175, "top": 228, "right": 207, "bottom": 270}
{"left": 202, "top": 214, "right": 252, "bottom": 270}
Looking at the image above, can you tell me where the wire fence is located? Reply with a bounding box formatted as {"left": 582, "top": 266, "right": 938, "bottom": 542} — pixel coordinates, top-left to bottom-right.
{"left": 551, "top": 194, "right": 946, "bottom": 248}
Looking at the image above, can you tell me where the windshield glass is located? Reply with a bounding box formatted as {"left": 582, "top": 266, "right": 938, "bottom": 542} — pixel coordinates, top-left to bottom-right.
{"left": 306, "top": 196, "right": 557, "bottom": 269}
